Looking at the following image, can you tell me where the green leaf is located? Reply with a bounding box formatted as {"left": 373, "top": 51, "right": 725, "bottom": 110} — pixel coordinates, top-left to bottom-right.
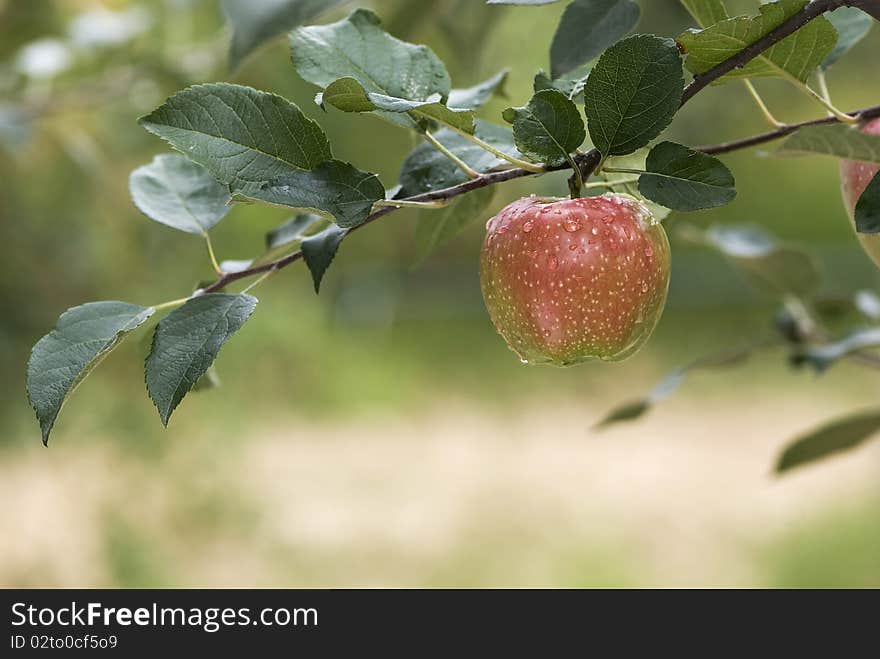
{"left": 776, "top": 123, "right": 880, "bottom": 164}
{"left": 414, "top": 187, "right": 496, "bottom": 264}
{"left": 129, "top": 154, "right": 231, "bottom": 235}
{"left": 679, "top": 0, "right": 729, "bottom": 28}
{"left": 222, "top": 0, "right": 350, "bottom": 71}
{"left": 145, "top": 294, "right": 257, "bottom": 426}
{"left": 598, "top": 150, "right": 670, "bottom": 221}
{"left": 822, "top": 7, "right": 873, "bottom": 69}
{"left": 776, "top": 410, "right": 880, "bottom": 474}
{"left": 855, "top": 172, "right": 880, "bottom": 233}
{"left": 448, "top": 70, "right": 509, "bottom": 110}
{"left": 397, "top": 121, "right": 521, "bottom": 197}
{"left": 682, "top": 223, "right": 821, "bottom": 297}
{"left": 266, "top": 213, "right": 324, "bottom": 249}
{"left": 596, "top": 370, "right": 685, "bottom": 428}
{"left": 533, "top": 65, "right": 593, "bottom": 102}
{"left": 582, "top": 34, "right": 684, "bottom": 156}
{"left": 27, "top": 302, "right": 154, "bottom": 444}
{"left": 244, "top": 159, "right": 384, "bottom": 228}
{"left": 638, "top": 141, "right": 736, "bottom": 211}
{"left": 319, "top": 77, "right": 475, "bottom": 134}
{"left": 290, "top": 8, "right": 451, "bottom": 129}
{"left": 550, "top": 0, "right": 640, "bottom": 78}
{"left": 677, "top": 0, "right": 838, "bottom": 84}
{"left": 301, "top": 224, "right": 347, "bottom": 292}
{"left": 502, "top": 89, "right": 585, "bottom": 166}
{"left": 138, "top": 83, "right": 331, "bottom": 198}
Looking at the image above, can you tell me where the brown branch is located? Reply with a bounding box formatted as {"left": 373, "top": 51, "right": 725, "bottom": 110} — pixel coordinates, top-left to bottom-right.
{"left": 697, "top": 104, "right": 880, "bottom": 155}
{"left": 199, "top": 0, "right": 868, "bottom": 297}
{"left": 848, "top": 0, "right": 880, "bottom": 21}
{"left": 681, "top": 0, "right": 847, "bottom": 104}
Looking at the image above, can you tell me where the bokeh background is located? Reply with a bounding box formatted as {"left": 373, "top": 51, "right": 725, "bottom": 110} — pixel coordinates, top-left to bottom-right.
{"left": 1, "top": 0, "right": 878, "bottom": 587}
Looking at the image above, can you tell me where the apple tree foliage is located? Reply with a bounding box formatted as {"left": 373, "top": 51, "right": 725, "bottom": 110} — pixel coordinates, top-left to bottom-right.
{"left": 25, "top": 0, "right": 880, "bottom": 475}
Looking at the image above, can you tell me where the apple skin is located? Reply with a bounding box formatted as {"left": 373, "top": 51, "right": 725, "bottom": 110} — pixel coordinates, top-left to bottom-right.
{"left": 840, "top": 117, "right": 880, "bottom": 268}
{"left": 480, "top": 194, "right": 670, "bottom": 366}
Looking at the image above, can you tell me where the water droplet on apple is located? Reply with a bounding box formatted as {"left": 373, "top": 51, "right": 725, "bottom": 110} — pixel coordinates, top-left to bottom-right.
{"left": 523, "top": 220, "right": 534, "bottom": 233}
{"left": 563, "top": 218, "right": 581, "bottom": 232}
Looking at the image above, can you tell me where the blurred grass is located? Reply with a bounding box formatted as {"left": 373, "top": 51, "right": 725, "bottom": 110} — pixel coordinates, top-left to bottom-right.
{"left": 1, "top": 0, "right": 879, "bottom": 588}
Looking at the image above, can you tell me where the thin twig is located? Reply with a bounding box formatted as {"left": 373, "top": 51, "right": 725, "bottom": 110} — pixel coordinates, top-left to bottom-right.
{"left": 696, "top": 104, "right": 880, "bottom": 155}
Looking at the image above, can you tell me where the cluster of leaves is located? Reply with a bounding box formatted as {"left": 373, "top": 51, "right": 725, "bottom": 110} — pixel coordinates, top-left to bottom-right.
{"left": 24, "top": 0, "right": 880, "bottom": 476}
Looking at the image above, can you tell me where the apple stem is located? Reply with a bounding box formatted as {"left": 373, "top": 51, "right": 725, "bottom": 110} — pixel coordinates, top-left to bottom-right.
{"left": 743, "top": 81, "right": 785, "bottom": 128}
{"left": 424, "top": 130, "right": 480, "bottom": 179}
{"left": 566, "top": 154, "right": 584, "bottom": 198}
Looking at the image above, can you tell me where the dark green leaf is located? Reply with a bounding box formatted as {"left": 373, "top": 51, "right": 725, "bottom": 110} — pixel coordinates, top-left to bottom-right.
{"left": 302, "top": 224, "right": 347, "bottom": 292}
{"left": 222, "top": 0, "right": 350, "bottom": 70}
{"left": 677, "top": 0, "right": 838, "bottom": 84}
{"left": 448, "top": 70, "right": 509, "bottom": 110}
{"left": 596, "top": 370, "right": 684, "bottom": 428}
{"left": 534, "top": 64, "right": 593, "bottom": 102}
{"left": 583, "top": 34, "right": 684, "bottom": 156}
{"left": 129, "top": 154, "right": 231, "bottom": 234}
{"left": 145, "top": 294, "right": 257, "bottom": 426}
{"left": 598, "top": 150, "right": 670, "bottom": 220}
{"left": 414, "top": 187, "right": 496, "bottom": 264}
{"left": 290, "top": 8, "right": 451, "bottom": 129}
{"left": 266, "top": 213, "right": 324, "bottom": 249}
{"left": 27, "top": 301, "right": 154, "bottom": 444}
{"left": 638, "top": 141, "right": 736, "bottom": 211}
{"left": 502, "top": 89, "right": 585, "bottom": 166}
{"left": 245, "top": 159, "right": 384, "bottom": 228}
{"left": 319, "top": 77, "right": 475, "bottom": 133}
{"left": 776, "top": 410, "right": 880, "bottom": 473}
{"left": 855, "top": 172, "right": 880, "bottom": 233}
{"left": 397, "top": 121, "right": 521, "bottom": 197}
{"left": 822, "top": 7, "right": 873, "bottom": 69}
{"left": 679, "top": 0, "right": 729, "bottom": 27}
{"left": 550, "top": 0, "right": 640, "bottom": 78}
{"left": 139, "top": 83, "right": 331, "bottom": 198}
{"left": 776, "top": 123, "right": 880, "bottom": 164}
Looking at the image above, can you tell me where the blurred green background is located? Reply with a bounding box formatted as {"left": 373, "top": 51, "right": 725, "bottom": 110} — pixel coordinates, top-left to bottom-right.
{"left": 1, "top": 0, "right": 878, "bottom": 587}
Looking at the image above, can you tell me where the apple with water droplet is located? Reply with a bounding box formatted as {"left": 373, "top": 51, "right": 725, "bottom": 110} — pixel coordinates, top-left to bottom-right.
{"left": 841, "top": 118, "right": 880, "bottom": 268}
{"left": 480, "top": 194, "right": 671, "bottom": 365}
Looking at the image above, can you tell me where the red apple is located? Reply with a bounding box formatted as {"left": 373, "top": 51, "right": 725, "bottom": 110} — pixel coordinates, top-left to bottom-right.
{"left": 480, "top": 194, "right": 670, "bottom": 365}
{"left": 840, "top": 117, "right": 880, "bottom": 268}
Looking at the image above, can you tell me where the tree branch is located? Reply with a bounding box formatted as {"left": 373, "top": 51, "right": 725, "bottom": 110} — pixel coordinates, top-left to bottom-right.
{"left": 697, "top": 103, "right": 880, "bottom": 155}
{"left": 681, "top": 0, "right": 847, "bottom": 104}
{"left": 198, "top": 0, "right": 869, "bottom": 297}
